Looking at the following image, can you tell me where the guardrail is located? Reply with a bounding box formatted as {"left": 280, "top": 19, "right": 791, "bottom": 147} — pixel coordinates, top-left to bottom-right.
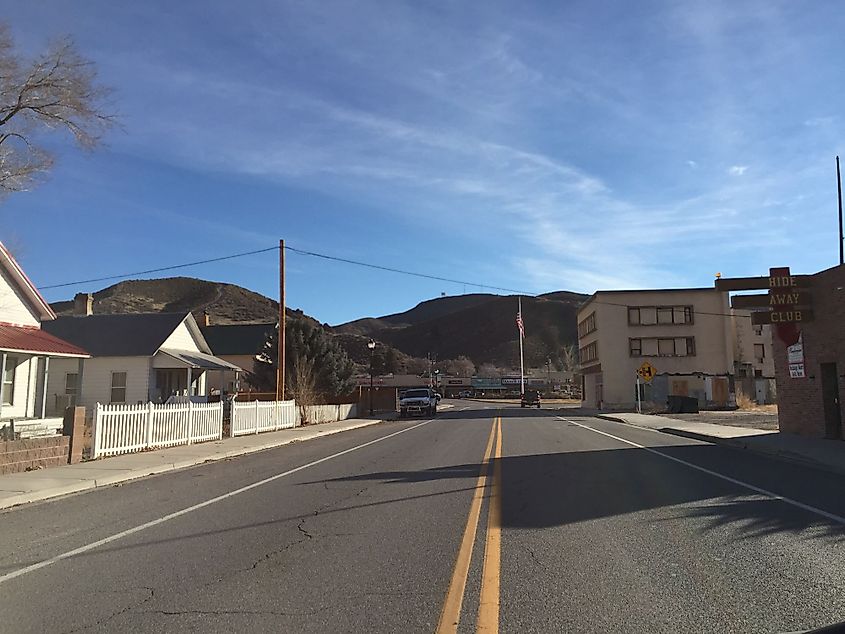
{"left": 93, "top": 401, "right": 223, "bottom": 458}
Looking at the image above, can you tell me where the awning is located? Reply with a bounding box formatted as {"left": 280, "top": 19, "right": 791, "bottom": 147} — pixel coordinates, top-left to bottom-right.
{"left": 156, "top": 348, "right": 242, "bottom": 371}
{"left": 0, "top": 323, "right": 89, "bottom": 357}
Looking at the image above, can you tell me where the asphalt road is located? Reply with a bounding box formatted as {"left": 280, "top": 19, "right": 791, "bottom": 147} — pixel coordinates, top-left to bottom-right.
{"left": 1, "top": 400, "right": 844, "bottom": 633}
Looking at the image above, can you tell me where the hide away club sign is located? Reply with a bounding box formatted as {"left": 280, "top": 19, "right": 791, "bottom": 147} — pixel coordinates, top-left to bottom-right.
{"left": 718, "top": 266, "right": 812, "bottom": 378}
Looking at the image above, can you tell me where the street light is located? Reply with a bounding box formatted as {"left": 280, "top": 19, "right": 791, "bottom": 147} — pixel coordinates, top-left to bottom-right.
{"left": 367, "top": 339, "right": 376, "bottom": 415}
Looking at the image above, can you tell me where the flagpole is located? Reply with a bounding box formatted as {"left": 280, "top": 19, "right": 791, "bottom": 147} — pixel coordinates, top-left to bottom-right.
{"left": 518, "top": 296, "right": 525, "bottom": 396}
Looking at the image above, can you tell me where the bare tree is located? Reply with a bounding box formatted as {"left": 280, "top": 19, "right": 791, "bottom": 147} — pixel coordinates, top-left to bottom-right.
{"left": 445, "top": 356, "right": 476, "bottom": 377}
{"left": 288, "top": 355, "right": 319, "bottom": 425}
{"left": 0, "top": 23, "right": 115, "bottom": 197}
{"left": 560, "top": 344, "right": 578, "bottom": 373}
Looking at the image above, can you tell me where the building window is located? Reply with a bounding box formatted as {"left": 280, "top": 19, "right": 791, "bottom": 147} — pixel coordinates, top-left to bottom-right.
{"left": 578, "top": 312, "right": 597, "bottom": 338}
{"left": 753, "top": 343, "right": 765, "bottom": 361}
{"left": 1, "top": 356, "right": 16, "bottom": 406}
{"left": 65, "top": 373, "right": 78, "bottom": 397}
{"left": 754, "top": 369, "right": 763, "bottom": 377}
{"left": 686, "top": 337, "right": 696, "bottom": 356}
{"left": 579, "top": 341, "right": 598, "bottom": 363}
{"left": 657, "top": 339, "right": 675, "bottom": 356}
{"left": 629, "top": 338, "right": 642, "bottom": 357}
{"left": 753, "top": 325, "right": 763, "bottom": 336}
{"left": 628, "top": 305, "right": 693, "bottom": 326}
{"left": 110, "top": 372, "right": 127, "bottom": 403}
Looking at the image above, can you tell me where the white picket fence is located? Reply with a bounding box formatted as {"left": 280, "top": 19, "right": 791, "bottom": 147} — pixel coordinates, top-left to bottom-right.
{"left": 93, "top": 401, "right": 224, "bottom": 458}
{"left": 230, "top": 399, "right": 297, "bottom": 436}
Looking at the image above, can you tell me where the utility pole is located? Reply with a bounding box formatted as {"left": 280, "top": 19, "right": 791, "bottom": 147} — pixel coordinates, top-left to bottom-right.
{"left": 838, "top": 156, "right": 843, "bottom": 265}
{"left": 277, "top": 239, "right": 285, "bottom": 401}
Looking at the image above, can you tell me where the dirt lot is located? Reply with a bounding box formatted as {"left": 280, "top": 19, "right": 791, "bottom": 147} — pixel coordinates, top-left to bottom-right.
{"left": 663, "top": 407, "right": 779, "bottom": 431}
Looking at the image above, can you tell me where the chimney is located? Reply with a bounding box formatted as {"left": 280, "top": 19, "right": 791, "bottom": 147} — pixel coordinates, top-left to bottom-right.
{"left": 73, "top": 293, "right": 93, "bottom": 317}
{"left": 201, "top": 311, "right": 210, "bottom": 327}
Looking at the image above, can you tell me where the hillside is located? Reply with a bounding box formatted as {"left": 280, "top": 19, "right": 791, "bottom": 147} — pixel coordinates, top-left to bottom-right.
{"left": 335, "top": 293, "right": 500, "bottom": 336}
{"left": 368, "top": 293, "right": 586, "bottom": 368}
{"left": 52, "top": 277, "right": 588, "bottom": 370}
{"left": 51, "top": 277, "right": 318, "bottom": 326}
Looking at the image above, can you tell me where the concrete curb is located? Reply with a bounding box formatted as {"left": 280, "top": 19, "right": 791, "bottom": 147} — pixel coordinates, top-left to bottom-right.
{"left": 596, "top": 414, "right": 845, "bottom": 477}
{"left": 0, "top": 418, "right": 386, "bottom": 511}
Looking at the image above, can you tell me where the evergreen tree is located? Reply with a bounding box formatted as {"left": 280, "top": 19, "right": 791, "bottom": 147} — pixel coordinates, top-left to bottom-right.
{"left": 252, "top": 319, "right": 355, "bottom": 398}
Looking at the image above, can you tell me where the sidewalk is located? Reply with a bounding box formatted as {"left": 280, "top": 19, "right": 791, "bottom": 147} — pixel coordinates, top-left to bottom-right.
{"left": 0, "top": 417, "right": 386, "bottom": 511}
{"left": 597, "top": 412, "right": 845, "bottom": 476}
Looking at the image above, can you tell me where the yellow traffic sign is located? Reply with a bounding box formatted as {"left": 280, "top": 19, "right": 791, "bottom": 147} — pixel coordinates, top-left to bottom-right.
{"left": 637, "top": 361, "right": 657, "bottom": 383}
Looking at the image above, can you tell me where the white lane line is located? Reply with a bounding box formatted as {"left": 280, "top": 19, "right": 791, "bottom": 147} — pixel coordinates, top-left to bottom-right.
{"left": 0, "top": 418, "right": 437, "bottom": 584}
{"left": 558, "top": 417, "right": 845, "bottom": 525}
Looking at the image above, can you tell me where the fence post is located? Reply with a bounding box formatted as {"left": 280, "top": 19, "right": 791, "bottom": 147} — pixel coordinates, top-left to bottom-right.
{"left": 255, "top": 398, "right": 260, "bottom": 435}
{"left": 218, "top": 401, "right": 224, "bottom": 439}
{"left": 187, "top": 400, "right": 194, "bottom": 445}
{"left": 92, "top": 403, "right": 101, "bottom": 459}
{"left": 230, "top": 399, "right": 237, "bottom": 438}
{"left": 146, "top": 402, "right": 154, "bottom": 450}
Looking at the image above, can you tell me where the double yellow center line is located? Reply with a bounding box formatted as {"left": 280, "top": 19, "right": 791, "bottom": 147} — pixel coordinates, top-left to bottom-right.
{"left": 436, "top": 416, "right": 503, "bottom": 634}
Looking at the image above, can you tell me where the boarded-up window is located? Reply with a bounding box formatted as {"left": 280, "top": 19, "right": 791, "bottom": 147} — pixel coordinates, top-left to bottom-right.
{"left": 657, "top": 339, "right": 675, "bottom": 356}
{"left": 629, "top": 338, "right": 642, "bottom": 357}
{"left": 640, "top": 307, "right": 657, "bottom": 325}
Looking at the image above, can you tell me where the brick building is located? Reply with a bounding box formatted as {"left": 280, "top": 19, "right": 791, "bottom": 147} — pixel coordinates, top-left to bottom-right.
{"left": 770, "top": 265, "right": 845, "bottom": 439}
{"left": 719, "top": 264, "right": 845, "bottom": 440}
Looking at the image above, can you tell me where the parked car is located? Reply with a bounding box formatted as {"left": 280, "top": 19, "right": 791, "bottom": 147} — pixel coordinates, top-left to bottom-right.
{"left": 457, "top": 390, "right": 473, "bottom": 398}
{"left": 521, "top": 390, "right": 541, "bottom": 408}
{"left": 399, "top": 388, "right": 438, "bottom": 417}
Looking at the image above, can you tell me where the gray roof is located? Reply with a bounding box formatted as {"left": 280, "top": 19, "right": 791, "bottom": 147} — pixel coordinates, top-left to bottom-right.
{"left": 42, "top": 313, "right": 190, "bottom": 357}
{"left": 158, "top": 348, "right": 242, "bottom": 371}
{"left": 200, "top": 322, "right": 275, "bottom": 356}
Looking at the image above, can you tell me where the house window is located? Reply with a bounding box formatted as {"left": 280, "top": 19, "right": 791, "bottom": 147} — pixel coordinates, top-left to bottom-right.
{"left": 657, "top": 339, "right": 675, "bottom": 356}
{"left": 628, "top": 308, "right": 640, "bottom": 325}
{"left": 657, "top": 307, "right": 674, "bottom": 324}
{"left": 110, "top": 372, "right": 127, "bottom": 403}
{"left": 629, "top": 338, "right": 642, "bottom": 357}
{"left": 754, "top": 343, "right": 765, "bottom": 360}
{"left": 65, "top": 373, "right": 78, "bottom": 397}
{"left": 1, "top": 356, "right": 16, "bottom": 406}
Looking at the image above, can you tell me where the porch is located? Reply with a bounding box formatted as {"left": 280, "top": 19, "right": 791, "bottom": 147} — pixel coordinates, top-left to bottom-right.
{"left": 151, "top": 348, "right": 241, "bottom": 402}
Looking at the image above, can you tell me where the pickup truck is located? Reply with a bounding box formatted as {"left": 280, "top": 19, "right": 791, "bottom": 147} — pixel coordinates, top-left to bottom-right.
{"left": 399, "top": 388, "right": 438, "bottom": 417}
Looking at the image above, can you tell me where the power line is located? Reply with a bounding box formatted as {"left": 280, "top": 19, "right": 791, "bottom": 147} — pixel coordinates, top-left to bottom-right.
{"left": 284, "top": 245, "right": 535, "bottom": 296}
{"left": 39, "top": 243, "right": 539, "bottom": 297}
{"left": 40, "top": 246, "right": 279, "bottom": 289}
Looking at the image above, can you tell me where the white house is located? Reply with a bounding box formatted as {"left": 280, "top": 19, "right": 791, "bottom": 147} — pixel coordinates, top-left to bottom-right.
{"left": 0, "top": 242, "right": 89, "bottom": 434}
{"left": 42, "top": 300, "right": 242, "bottom": 412}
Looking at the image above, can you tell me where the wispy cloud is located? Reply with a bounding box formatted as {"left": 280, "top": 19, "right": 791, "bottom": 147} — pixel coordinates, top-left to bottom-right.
{"left": 728, "top": 165, "right": 749, "bottom": 176}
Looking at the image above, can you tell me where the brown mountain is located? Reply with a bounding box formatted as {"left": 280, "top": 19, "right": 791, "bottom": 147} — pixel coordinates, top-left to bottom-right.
{"left": 51, "top": 277, "right": 317, "bottom": 326}
{"left": 51, "top": 277, "right": 588, "bottom": 369}
{"left": 336, "top": 291, "right": 588, "bottom": 368}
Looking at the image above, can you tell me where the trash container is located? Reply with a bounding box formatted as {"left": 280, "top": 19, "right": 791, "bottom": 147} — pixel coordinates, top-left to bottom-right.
{"left": 667, "top": 395, "right": 699, "bottom": 413}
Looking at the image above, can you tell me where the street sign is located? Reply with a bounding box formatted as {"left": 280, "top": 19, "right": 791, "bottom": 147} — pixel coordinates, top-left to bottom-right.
{"left": 637, "top": 361, "right": 657, "bottom": 383}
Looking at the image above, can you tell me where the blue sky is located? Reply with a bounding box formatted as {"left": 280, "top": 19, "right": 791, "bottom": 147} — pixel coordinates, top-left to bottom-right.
{"left": 3, "top": 1, "right": 844, "bottom": 325}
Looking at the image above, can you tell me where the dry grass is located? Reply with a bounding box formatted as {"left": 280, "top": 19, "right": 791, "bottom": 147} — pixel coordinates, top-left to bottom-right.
{"left": 736, "top": 391, "right": 755, "bottom": 410}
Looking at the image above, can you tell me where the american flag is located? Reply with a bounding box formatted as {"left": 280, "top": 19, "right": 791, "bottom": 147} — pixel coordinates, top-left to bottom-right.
{"left": 516, "top": 311, "right": 525, "bottom": 339}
